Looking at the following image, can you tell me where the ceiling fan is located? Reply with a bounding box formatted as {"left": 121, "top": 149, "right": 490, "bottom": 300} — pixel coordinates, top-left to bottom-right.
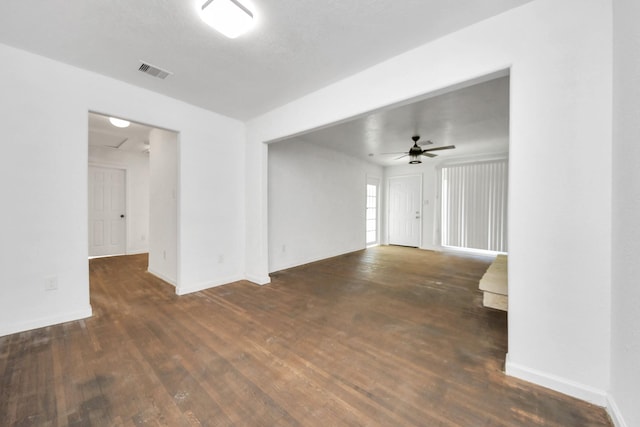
{"left": 386, "top": 135, "right": 455, "bottom": 164}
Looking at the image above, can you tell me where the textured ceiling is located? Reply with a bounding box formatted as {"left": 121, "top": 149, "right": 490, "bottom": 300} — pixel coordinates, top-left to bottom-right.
{"left": 0, "top": 0, "right": 533, "bottom": 120}
{"left": 289, "top": 75, "right": 510, "bottom": 166}
{"left": 89, "top": 112, "right": 156, "bottom": 154}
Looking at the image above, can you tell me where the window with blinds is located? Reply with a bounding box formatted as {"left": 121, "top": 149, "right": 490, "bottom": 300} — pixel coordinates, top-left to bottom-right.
{"left": 441, "top": 159, "right": 508, "bottom": 252}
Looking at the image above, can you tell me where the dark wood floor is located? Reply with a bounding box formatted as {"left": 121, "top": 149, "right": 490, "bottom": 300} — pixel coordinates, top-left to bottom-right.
{"left": 1, "top": 246, "right": 611, "bottom": 426}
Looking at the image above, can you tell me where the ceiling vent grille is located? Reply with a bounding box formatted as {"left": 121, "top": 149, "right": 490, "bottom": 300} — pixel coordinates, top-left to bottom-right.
{"left": 138, "top": 62, "right": 172, "bottom": 79}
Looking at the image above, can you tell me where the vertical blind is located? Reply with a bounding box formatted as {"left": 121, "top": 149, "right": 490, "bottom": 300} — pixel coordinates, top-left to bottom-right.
{"left": 441, "top": 159, "right": 508, "bottom": 252}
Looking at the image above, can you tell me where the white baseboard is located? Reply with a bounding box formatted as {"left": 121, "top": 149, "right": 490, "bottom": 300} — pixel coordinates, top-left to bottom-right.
{"left": 269, "top": 247, "right": 364, "bottom": 274}
{"left": 126, "top": 248, "right": 148, "bottom": 255}
{"left": 419, "top": 244, "right": 441, "bottom": 251}
{"left": 607, "top": 394, "right": 628, "bottom": 427}
{"left": 176, "top": 274, "right": 245, "bottom": 295}
{"left": 505, "top": 354, "right": 608, "bottom": 406}
{"left": 0, "top": 306, "right": 93, "bottom": 337}
{"left": 245, "top": 274, "right": 271, "bottom": 286}
{"left": 147, "top": 268, "right": 177, "bottom": 287}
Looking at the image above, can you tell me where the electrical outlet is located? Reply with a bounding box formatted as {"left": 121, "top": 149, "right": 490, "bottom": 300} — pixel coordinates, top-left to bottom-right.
{"left": 163, "top": 250, "right": 167, "bottom": 260}
{"left": 45, "top": 276, "right": 58, "bottom": 291}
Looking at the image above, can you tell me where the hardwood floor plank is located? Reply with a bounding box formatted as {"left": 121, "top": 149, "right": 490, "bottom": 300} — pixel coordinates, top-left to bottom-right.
{"left": 51, "top": 329, "right": 69, "bottom": 427}
{"left": 186, "top": 291, "right": 453, "bottom": 426}
{"left": 0, "top": 248, "right": 612, "bottom": 426}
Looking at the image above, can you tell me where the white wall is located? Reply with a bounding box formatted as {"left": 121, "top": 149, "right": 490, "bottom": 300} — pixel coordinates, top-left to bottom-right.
{"left": 0, "top": 0, "right": 627, "bottom": 419}
{"left": 246, "top": 0, "right": 612, "bottom": 405}
{"left": 268, "top": 139, "right": 383, "bottom": 272}
{"left": 88, "top": 146, "right": 150, "bottom": 255}
{"left": 148, "top": 129, "right": 178, "bottom": 285}
{"left": 610, "top": 0, "right": 640, "bottom": 425}
{"left": 0, "top": 41, "right": 245, "bottom": 336}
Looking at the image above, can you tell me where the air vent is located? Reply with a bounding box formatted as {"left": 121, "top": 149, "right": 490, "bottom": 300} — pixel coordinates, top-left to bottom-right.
{"left": 138, "top": 62, "right": 172, "bottom": 79}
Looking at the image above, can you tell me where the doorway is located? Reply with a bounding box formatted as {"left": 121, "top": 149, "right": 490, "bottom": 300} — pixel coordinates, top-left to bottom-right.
{"left": 388, "top": 175, "right": 422, "bottom": 247}
{"left": 87, "top": 112, "right": 179, "bottom": 286}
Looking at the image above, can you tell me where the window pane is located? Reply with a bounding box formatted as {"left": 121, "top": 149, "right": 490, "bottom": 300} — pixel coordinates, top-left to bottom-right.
{"left": 366, "top": 184, "right": 377, "bottom": 244}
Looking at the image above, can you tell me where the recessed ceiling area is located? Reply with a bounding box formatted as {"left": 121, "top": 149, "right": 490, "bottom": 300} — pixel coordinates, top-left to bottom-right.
{"left": 285, "top": 74, "right": 510, "bottom": 166}
{"left": 89, "top": 112, "right": 156, "bottom": 154}
{"left": 0, "top": 1, "right": 533, "bottom": 120}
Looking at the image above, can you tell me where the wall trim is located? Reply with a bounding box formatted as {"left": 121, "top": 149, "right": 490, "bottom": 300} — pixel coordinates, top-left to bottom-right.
{"left": 419, "top": 244, "right": 440, "bottom": 251}
{"left": 607, "top": 394, "right": 628, "bottom": 427}
{"left": 126, "top": 248, "right": 149, "bottom": 256}
{"left": 505, "top": 354, "right": 608, "bottom": 406}
{"left": 176, "top": 274, "right": 245, "bottom": 295}
{"left": 245, "top": 274, "right": 271, "bottom": 286}
{"left": 147, "top": 268, "right": 177, "bottom": 287}
{"left": 269, "top": 247, "right": 364, "bottom": 274}
{"left": 0, "top": 306, "right": 93, "bottom": 337}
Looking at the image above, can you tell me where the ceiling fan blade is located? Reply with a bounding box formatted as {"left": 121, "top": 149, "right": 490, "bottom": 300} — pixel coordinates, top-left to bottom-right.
{"left": 115, "top": 138, "right": 129, "bottom": 149}
{"left": 423, "top": 145, "right": 455, "bottom": 152}
{"left": 417, "top": 140, "right": 434, "bottom": 146}
{"left": 422, "top": 152, "right": 437, "bottom": 158}
{"left": 380, "top": 152, "right": 408, "bottom": 155}
{"left": 394, "top": 154, "right": 409, "bottom": 160}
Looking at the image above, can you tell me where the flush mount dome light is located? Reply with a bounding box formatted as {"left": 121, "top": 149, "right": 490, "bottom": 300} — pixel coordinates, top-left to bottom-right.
{"left": 198, "top": 0, "right": 254, "bottom": 39}
{"left": 109, "top": 117, "right": 130, "bottom": 128}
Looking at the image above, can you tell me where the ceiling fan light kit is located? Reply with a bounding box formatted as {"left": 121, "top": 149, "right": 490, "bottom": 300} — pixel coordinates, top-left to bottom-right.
{"left": 109, "top": 117, "right": 130, "bottom": 128}
{"left": 198, "top": 0, "right": 255, "bottom": 39}
{"left": 388, "top": 135, "right": 456, "bottom": 164}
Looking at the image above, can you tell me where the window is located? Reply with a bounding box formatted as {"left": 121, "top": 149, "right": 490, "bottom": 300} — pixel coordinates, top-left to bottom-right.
{"left": 366, "top": 182, "right": 378, "bottom": 245}
{"left": 441, "top": 159, "right": 508, "bottom": 252}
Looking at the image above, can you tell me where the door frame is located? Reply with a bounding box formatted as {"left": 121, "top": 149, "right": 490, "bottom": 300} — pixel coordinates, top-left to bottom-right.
{"left": 386, "top": 173, "right": 423, "bottom": 248}
{"left": 87, "top": 110, "right": 182, "bottom": 296}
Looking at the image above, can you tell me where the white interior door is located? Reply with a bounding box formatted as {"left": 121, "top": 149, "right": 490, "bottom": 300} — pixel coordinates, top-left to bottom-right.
{"left": 388, "top": 175, "right": 422, "bottom": 247}
{"left": 89, "top": 166, "right": 126, "bottom": 257}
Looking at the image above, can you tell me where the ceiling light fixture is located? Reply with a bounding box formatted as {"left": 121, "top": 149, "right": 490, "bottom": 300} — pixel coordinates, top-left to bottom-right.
{"left": 198, "top": 0, "right": 254, "bottom": 39}
{"left": 409, "top": 154, "right": 422, "bottom": 164}
{"left": 109, "top": 117, "right": 130, "bottom": 128}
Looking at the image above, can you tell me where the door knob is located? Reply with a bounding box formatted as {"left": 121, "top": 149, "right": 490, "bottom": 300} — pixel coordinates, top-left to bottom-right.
{"left": 120, "top": 214, "right": 125, "bottom": 218}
